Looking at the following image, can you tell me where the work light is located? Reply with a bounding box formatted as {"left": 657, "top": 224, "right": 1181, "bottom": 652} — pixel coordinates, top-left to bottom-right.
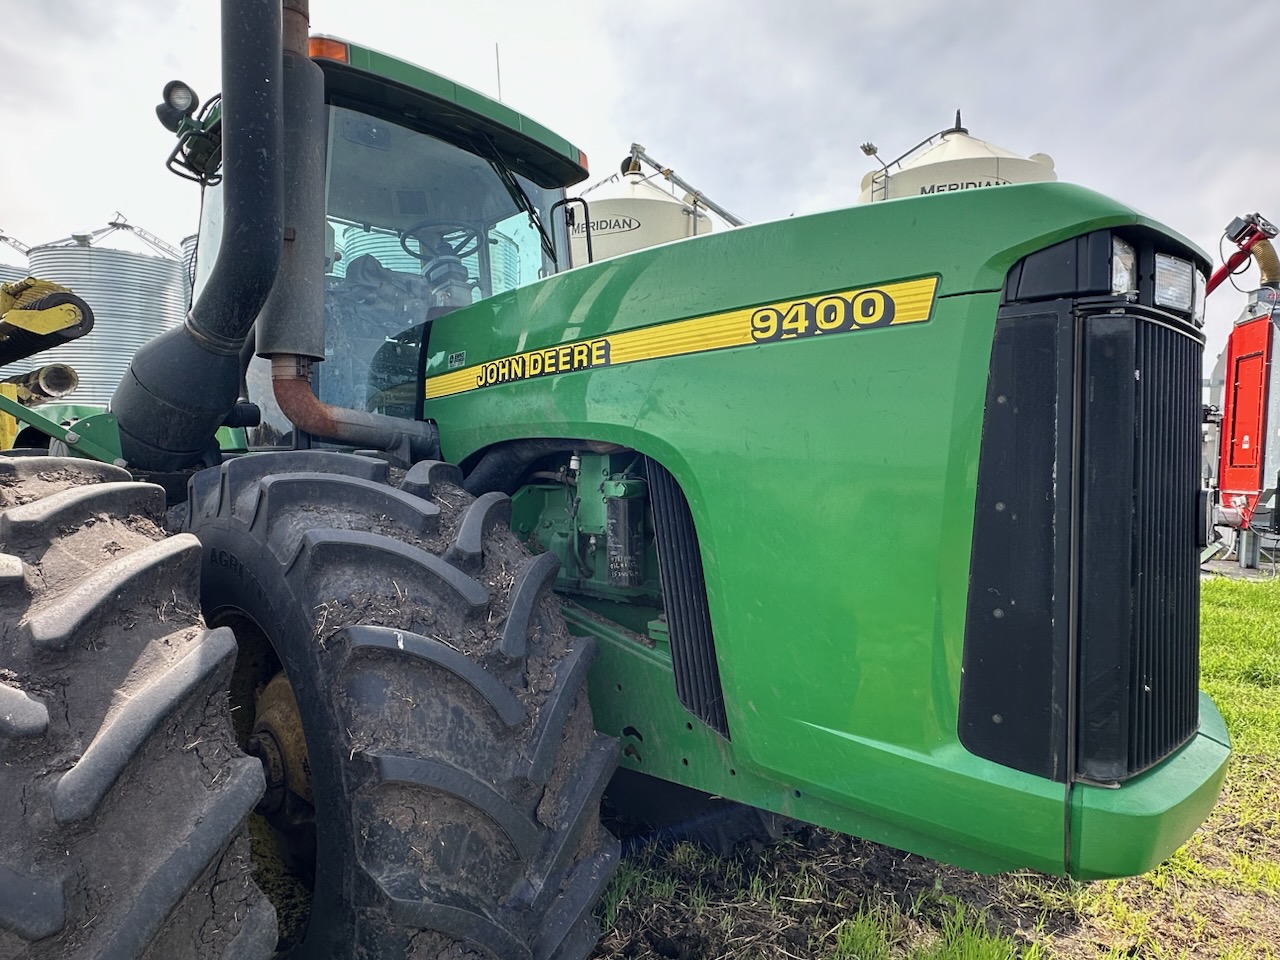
{"left": 156, "top": 80, "right": 200, "bottom": 132}
{"left": 1154, "top": 253, "right": 1194, "bottom": 312}
{"left": 164, "top": 81, "right": 198, "bottom": 114}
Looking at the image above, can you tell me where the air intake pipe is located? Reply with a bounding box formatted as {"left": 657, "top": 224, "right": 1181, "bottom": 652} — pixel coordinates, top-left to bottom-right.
{"left": 111, "top": 0, "right": 283, "bottom": 470}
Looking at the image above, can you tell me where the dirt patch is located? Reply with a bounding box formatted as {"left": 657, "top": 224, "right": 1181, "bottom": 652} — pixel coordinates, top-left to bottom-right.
{"left": 0, "top": 467, "right": 111, "bottom": 507}
{"left": 592, "top": 827, "right": 1051, "bottom": 960}
{"left": 593, "top": 758, "right": 1280, "bottom": 960}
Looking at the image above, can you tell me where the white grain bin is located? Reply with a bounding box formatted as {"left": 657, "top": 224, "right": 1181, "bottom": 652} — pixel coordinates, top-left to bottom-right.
{"left": 569, "top": 172, "right": 713, "bottom": 266}
{"left": 0, "top": 262, "right": 26, "bottom": 285}
{"left": 332, "top": 225, "right": 524, "bottom": 295}
{"left": 22, "top": 232, "right": 184, "bottom": 404}
{"left": 859, "top": 126, "right": 1056, "bottom": 203}
{"left": 339, "top": 228, "right": 421, "bottom": 274}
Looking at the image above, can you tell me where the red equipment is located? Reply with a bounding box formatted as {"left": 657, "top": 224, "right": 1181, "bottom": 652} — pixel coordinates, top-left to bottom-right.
{"left": 1216, "top": 293, "right": 1279, "bottom": 526}
{"left": 1207, "top": 214, "right": 1278, "bottom": 295}
{"left": 1211, "top": 214, "right": 1280, "bottom": 531}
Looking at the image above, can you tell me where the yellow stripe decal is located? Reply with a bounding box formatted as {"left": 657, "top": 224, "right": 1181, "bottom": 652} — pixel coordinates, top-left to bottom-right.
{"left": 426, "top": 276, "right": 939, "bottom": 400}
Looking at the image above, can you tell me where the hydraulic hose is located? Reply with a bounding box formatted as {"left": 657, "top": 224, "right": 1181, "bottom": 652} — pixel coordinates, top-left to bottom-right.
{"left": 463, "top": 438, "right": 624, "bottom": 495}
{"left": 1254, "top": 238, "right": 1280, "bottom": 287}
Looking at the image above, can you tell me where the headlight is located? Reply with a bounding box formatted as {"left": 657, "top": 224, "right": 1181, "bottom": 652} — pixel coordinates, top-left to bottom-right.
{"left": 1154, "top": 253, "right": 1194, "bottom": 311}
{"left": 1192, "top": 269, "right": 1206, "bottom": 326}
{"left": 1111, "top": 237, "right": 1137, "bottom": 295}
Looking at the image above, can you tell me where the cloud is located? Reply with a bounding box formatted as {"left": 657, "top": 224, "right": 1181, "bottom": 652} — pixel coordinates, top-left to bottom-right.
{"left": 6, "top": 0, "right": 1278, "bottom": 375}
{"left": 592, "top": 0, "right": 1279, "bottom": 239}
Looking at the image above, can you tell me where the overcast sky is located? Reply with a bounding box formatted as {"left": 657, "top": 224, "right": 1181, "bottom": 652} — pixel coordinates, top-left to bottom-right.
{"left": 3, "top": 1, "right": 1277, "bottom": 362}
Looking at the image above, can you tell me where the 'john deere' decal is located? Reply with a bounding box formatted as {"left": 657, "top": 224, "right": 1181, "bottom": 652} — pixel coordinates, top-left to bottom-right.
{"left": 475, "top": 339, "right": 612, "bottom": 388}
{"left": 425, "top": 275, "right": 938, "bottom": 400}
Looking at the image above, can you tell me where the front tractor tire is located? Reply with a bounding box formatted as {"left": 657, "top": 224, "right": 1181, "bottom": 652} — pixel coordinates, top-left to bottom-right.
{"left": 184, "top": 451, "right": 620, "bottom": 959}
{"left": 0, "top": 457, "right": 275, "bottom": 959}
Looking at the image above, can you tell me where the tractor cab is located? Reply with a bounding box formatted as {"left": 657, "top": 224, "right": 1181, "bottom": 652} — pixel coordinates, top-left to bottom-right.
{"left": 181, "top": 35, "right": 587, "bottom": 443}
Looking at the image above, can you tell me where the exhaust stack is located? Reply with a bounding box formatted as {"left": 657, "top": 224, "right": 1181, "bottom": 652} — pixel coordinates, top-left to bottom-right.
{"left": 257, "top": 2, "right": 439, "bottom": 465}
{"left": 111, "top": 0, "right": 283, "bottom": 470}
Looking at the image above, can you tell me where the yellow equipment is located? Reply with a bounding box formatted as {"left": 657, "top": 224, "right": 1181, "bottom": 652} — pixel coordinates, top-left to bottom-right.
{"left": 0, "top": 277, "right": 95, "bottom": 367}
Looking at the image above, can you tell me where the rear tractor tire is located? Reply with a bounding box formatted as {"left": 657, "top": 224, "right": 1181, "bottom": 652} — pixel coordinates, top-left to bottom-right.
{"left": 0, "top": 456, "right": 275, "bottom": 959}
{"left": 184, "top": 451, "right": 620, "bottom": 959}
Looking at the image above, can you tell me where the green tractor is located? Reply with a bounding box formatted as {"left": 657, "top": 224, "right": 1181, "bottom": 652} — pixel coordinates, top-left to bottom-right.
{"left": 0, "top": 1, "right": 1229, "bottom": 957}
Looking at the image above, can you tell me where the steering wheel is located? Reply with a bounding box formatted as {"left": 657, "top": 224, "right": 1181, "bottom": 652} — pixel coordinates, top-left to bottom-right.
{"left": 399, "top": 219, "right": 482, "bottom": 262}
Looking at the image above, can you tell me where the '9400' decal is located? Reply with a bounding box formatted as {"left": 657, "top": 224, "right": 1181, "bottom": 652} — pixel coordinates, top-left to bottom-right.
{"left": 425, "top": 276, "right": 938, "bottom": 399}
{"left": 750, "top": 288, "right": 897, "bottom": 342}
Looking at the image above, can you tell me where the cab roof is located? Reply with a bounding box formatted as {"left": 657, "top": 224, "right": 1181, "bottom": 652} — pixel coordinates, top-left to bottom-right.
{"left": 311, "top": 34, "right": 589, "bottom": 190}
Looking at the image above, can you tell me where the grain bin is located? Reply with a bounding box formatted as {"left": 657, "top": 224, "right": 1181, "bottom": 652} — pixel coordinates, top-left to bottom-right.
{"left": 569, "top": 171, "right": 713, "bottom": 266}
{"left": 22, "top": 227, "right": 184, "bottom": 404}
{"left": 339, "top": 228, "right": 421, "bottom": 274}
{"left": 0, "top": 229, "right": 29, "bottom": 285}
{"left": 858, "top": 116, "right": 1055, "bottom": 203}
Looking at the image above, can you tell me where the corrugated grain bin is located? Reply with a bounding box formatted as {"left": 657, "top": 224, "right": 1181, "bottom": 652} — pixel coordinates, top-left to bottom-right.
{"left": 0, "top": 262, "right": 27, "bottom": 285}
{"left": 23, "top": 241, "right": 184, "bottom": 404}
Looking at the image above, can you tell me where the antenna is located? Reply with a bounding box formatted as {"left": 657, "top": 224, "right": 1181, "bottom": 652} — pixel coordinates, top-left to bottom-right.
{"left": 495, "top": 43, "right": 503, "bottom": 102}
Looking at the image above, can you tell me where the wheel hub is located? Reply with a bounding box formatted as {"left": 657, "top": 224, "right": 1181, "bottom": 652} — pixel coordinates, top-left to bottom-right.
{"left": 246, "top": 672, "right": 314, "bottom": 829}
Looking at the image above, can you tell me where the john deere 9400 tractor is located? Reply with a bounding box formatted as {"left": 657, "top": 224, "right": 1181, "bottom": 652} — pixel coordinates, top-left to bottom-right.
{"left": 0, "top": 2, "right": 1229, "bottom": 957}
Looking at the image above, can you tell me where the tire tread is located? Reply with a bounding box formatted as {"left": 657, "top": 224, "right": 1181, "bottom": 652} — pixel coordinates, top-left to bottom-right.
{"left": 187, "top": 452, "right": 617, "bottom": 959}
{"left": 0, "top": 465, "right": 268, "bottom": 959}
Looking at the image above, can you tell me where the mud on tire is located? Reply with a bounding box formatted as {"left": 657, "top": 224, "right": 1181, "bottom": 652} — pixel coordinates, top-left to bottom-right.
{"left": 184, "top": 451, "right": 620, "bottom": 959}
{"left": 0, "top": 457, "right": 274, "bottom": 960}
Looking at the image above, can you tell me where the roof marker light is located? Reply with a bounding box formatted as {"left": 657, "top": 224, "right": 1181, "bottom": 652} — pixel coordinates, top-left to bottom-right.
{"left": 309, "top": 37, "right": 349, "bottom": 63}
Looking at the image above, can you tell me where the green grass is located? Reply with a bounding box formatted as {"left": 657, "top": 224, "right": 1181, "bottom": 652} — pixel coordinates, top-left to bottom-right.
{"left": 832, "top": 908, "right": 896, "bottom": 960}
{"left": 827, "top": 902, "right": 1048, "bottom": 960}
{"left": 998, "top": 575, "right": 1280, "bottom": 958}
{"left": 593, "top": 574, "right": 1280, "bottom": 959}
{"left": 1201, "top": 576, "right": 1280, "bottom": 755}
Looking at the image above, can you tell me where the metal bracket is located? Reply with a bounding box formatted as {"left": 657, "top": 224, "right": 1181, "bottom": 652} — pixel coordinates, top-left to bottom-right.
{"left": 0, "top": 393, "right": 125, "bottom": 466}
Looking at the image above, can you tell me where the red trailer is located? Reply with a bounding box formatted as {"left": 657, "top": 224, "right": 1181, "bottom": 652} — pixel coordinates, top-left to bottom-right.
{"left": 1205, "top": 215, "right": 1280, "bottom": 572}
{"left": 1216, "top": 293, "right": 1280, "bottom": 529}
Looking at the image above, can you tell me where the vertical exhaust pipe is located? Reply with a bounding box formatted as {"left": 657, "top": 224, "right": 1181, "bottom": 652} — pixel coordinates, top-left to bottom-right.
{"left": 111, "top": 0, "right": 283, "bottom": 470}
{"left": 261, "top": 0, "right": 439, "bottom": 466}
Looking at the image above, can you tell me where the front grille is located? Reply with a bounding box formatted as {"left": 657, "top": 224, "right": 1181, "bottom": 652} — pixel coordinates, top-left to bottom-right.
{"left": 963, "top": 301, "right": 1202, "bottom": 783}
{"left": 1077, "top": 316, "right": 1201, "bottom": 780}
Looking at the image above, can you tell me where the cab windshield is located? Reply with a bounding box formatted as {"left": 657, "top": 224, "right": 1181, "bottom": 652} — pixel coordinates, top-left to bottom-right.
{"left": 196, "top": 103, "right": 568, "bottom": 442}
{"left": 314, "top": 104, "right": 565, "bottom": 418}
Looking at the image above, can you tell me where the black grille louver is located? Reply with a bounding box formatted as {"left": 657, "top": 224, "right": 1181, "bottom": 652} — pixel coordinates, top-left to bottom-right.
{"left": 1078, "top": 317, "right": 1201, "bottom": 780}
{"left": 963, "top": 295, "right": 1202, "bottom": 784}
{"left": 1130, "top": 321, "right": 1202, "bottom": 771}
{"left": 645, "top": 457, "right": 730, "bottom": 738}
